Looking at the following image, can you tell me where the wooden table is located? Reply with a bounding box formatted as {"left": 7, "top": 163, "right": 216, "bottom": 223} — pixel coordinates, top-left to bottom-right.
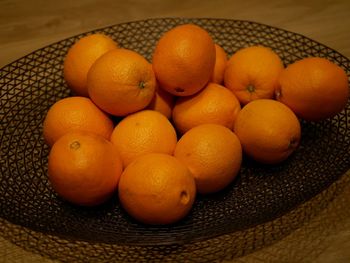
{"left": 1, "top": 0, "right": 350, "bottom": 67}
{"left": 1, "top": 0, "right": 350, "bottom": 262}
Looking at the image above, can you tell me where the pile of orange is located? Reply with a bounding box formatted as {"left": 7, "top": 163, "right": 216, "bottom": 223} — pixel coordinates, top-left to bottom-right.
{"left": 43, "top": 24, "right": 349, "bottom": 225}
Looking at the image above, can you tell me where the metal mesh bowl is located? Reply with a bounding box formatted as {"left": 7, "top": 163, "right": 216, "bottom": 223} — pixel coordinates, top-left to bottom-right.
{"left": 0, "top": 18, "right": 349, "bottom": 261}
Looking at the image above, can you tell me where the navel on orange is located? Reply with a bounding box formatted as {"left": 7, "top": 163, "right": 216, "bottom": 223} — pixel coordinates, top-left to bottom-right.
{"left": 234, "top": 99, "right": 301, "bottom": 164}
{"left": 152, "top": 24, "right": 216, "bottom": 96}
{"left": 118, "top": 153, "right": 196, "bottom": 225}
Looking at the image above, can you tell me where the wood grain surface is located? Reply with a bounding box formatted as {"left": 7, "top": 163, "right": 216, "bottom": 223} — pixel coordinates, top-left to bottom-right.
{"left": 0, "top": 0, "right": 350, "bottom": 262}
{"left": 1, "top": 0, "right": 350, "bottom": 67}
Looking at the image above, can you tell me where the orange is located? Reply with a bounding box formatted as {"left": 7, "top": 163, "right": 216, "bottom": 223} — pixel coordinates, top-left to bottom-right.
{"left": 63, "top": 33, "right": 118, "bottom": 97}
{"left": 276, "top": 57, "right": 349, "bottom": 121}
{"left": 118, "top": 153, "right": 196, "bottom": 225}
{"left": 147, "top": 83, "right": 175, "bottom": 119}
{"left": 43, "top": 96, "right": 114, "bottom": 146}
{"left": 110, "top": 110, "right": 177, "bottom": 167}
{"left": 87, "top": 48, "right": 156, "bottom": 116}
{"left": 152, "top": 24, "right": 216, "bottom": 96}
{"left": 48, "top": 131, "right": 123, "bottom": 206}
{"left": 174, "top": 124, "right": 242, "bottom": 194}
{"left": 172, "top": 83, "right": 241, "bottom": 134}
{"left": 234, "top": 99, "right": 301, "bottom": 164}
{"left": 224, "top": 45, "right": 284, "bottom": 104}
{"left": 210, "top": 44, "right": 228, "bottom": 84}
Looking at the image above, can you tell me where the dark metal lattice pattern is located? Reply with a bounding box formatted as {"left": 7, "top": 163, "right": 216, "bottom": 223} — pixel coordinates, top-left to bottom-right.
{"left": 0, "top": 18, "right": 349, "bottom": 261}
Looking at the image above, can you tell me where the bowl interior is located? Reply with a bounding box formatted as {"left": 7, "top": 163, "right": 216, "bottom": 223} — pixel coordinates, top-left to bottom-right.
{"left": 0, "top": 18, "right": 349, "bottom": 246}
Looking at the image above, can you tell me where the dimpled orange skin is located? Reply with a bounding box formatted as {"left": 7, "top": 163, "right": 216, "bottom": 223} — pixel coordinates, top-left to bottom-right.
{"left": 224, "top": 45, "right": 284, "bottom": 105}
{"left": 110, "top": 110, "right": 177, "bottom": 167}
{"left": 147, "top": 84, "right": 175, "bottom": 119}
{"left": 172, "top": 83, "right": 241, "bottom": 134}
{"left": 87, "top": 48, "right": 156, "bottom": 116}
{"left": 48, "top": 131, "right": 123, "bottom": 206}
{"left": 63, "top": 34, "right": 118, "bottom": 97}
{"left": 210, "top": 44, "right": 228, "bottom": 84}
{"left": 152, "top": 24, "right": 216, "bottom": 96}
{"left": 234, "top": 99, "right": 301, "bottom": 164}
{"left": 276, "top": 57, "right": 349, "bottom": 121}
{"left": 43, "top": 97, "right": 114, "bottom": 147}
{"left": 118, "top": 153, "right": 196, "bottom": 225}
{"left": 174, "top": 124, "right": 242, "bottom": 194}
